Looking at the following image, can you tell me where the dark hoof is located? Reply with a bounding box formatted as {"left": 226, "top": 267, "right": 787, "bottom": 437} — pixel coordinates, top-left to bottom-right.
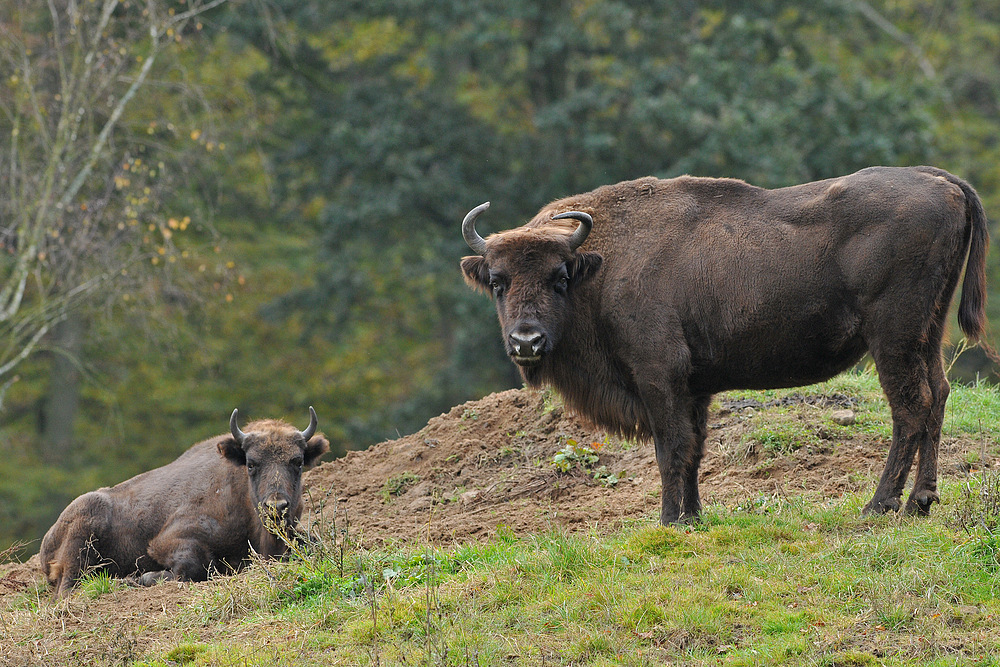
{"left": 660, "top": 512, "right": 700, "bottom": 528}
{"left": 862, "top": 496, "right": 901, "bottom": 515}
{"left": 905, "top": 489, "right": 939, "bottom": 516}
{"left": 659, "top": 511, "right": 680, "bottom": 527}
{"left": 131, "top": 570, "right": 172, "bottom": 587}
{"left": 678, "top": 511, "right": 701, "bottom": 526}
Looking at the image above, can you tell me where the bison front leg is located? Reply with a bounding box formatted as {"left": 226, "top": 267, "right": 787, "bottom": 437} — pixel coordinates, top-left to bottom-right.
{"left": 644, "top": 391, "right": 700, "bottom": 526}
{"left": 146, "top": 533, "right": 216, "bottom": 583}
{"left": 681, "top": 395, "right": 713, "bottom": 520}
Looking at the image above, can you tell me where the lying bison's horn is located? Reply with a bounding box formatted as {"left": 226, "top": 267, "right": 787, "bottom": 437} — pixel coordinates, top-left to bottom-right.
{"left": 230, "top": 408, "right": 247, "bottom": 446}
{"left": 552, "top": 211, "right": 593, "bottom": 251}
{"left": 299, "top": 406, "right": 318, "bottom": 441}
{"left": 462, "top": 202, "right": 490, "bottom": 255}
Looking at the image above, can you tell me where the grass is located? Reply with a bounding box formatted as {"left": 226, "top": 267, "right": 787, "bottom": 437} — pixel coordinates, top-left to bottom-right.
{"left": 5, "top": 371, "right": 1000, "bottom": 666}
{"left": 729, "top": 367, "right": 1000, "bottom": 457}
{"left": 105, "top": 497, "right": 1000, "bottom": 666}
{"left": 78, "top": 570, "right": 126, "bottom": 599}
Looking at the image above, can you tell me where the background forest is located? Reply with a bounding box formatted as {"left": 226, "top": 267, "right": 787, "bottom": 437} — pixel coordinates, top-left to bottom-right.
{"left": 2, "top": 0, "right": 1000, "bottom": 555}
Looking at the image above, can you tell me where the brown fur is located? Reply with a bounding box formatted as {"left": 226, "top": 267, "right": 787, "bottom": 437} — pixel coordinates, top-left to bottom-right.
{"left": 39, "top": 412, "right": 329, "bottom": 597}
{"left": 461, "top": 166, "right": 989, "bottom": 525}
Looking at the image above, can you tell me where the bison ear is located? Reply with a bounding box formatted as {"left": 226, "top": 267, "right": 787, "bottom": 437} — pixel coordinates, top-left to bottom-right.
{"left": 570, "top": 251, "right": 602, "bottom": 285}
{"left": 218, "top": 437, "right": 246, "bottom": 465}
{"left": 304, "top": 436, "right": 330, "bottom": 470}
{"left": 460, "top": 256, "right": 491, "bottom": 294}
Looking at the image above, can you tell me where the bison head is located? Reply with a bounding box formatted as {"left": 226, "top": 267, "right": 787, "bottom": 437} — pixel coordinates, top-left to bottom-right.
{"left": 218, "top": 407, "right": 329, "bottom": 532}
{"left": 460, "top": 202, "right": 602, "bottom": 376}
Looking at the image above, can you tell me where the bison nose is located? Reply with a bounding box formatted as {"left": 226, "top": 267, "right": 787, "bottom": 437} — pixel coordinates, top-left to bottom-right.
{"left": 265, "top": 497, "right": 290, "bottom": 515}
{"left": 509, "top": 330, "right": 545, "bottom": 358}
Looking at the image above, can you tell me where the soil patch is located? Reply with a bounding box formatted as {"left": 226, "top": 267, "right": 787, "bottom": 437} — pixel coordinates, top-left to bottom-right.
{"left": 298, "top": 387, "right": 972, "bottom": 547}
{"left": 5, "top": 387, "right": 980, "bottom": 592}
{"left": 1, "top": 386, "right": 983, "bottom": 665}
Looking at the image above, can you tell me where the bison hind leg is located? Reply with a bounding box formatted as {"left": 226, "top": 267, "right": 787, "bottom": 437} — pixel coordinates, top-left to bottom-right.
{"left": 40, "top": 492, "right": 112, "bottom": 597}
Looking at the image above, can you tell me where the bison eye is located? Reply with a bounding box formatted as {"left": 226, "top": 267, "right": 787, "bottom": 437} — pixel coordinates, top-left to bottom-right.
{"left": 291, "top": 456, "right": 304, "bottom": 469}
{"left": 490, "top": 280, "right": 504, "bottom": 296}
{"left": 247, "top": 460, "right": 259, "bottom": 474}
{"left": 556, "top": 275, "right": 569, "bottom": 292}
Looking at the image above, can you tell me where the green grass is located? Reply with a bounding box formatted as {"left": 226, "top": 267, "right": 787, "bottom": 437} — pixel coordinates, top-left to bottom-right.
{"left": 8, "top": 372, "right": 1000, "bottom": 666}
{"left": 78, "top": 570, "right": 125, "bottom": 599}
{"left": 729, "top": 367, "right": 1000, "bottom": 456}
{"left": 104, "top": 492, "right": 1000, "bottom": 666}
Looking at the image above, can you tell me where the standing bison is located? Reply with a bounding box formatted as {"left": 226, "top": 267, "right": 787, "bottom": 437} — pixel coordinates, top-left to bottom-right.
{"left": 460, "top": 166, "right": 989, "bottom": 525}
{"left": 40, "top": 408, "right": 329, "bottom": 597}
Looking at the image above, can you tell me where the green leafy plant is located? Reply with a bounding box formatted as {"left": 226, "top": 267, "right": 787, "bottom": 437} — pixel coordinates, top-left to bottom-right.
{"left": 552, "top": 439, "right": 600, "bottom": 473}
{"left": 380, "top": 472, "right": 420, "bottom": 503}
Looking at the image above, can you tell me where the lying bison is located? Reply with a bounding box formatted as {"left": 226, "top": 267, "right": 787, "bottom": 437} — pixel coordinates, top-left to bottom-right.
{"left": 40, "top": 408, "right": 329, "bottom": 597}
{"left": 460, "top": 166, "right": 989, "bottom": 525}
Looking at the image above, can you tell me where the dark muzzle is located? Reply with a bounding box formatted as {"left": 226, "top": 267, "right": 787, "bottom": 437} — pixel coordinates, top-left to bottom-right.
{"left": 508, "top": 330, "right": 545, "bottom": 365}
{"left": 260, "top": 496, "right": 292, "bottom": 525}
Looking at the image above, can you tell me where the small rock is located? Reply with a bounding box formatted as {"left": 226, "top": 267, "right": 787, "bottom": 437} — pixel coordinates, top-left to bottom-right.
{"left": 460, "top": 489, "right": 481, "bottom": 504}
{"left": 408, "top": 481, "right": 434, "bottom": 497}
{"left": 830, "top": 409, "right": 856, "bottom": 426}
{"left": 407, "top": 497, "right": 433, "bottom": 512}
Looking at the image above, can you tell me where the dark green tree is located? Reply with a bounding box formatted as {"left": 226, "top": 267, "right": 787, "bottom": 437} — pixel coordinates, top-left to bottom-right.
{"left": 233, "top": 0, "right": 936, "bottom": 444}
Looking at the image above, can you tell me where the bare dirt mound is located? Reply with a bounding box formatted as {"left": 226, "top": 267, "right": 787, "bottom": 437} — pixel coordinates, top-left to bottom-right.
{"left": 5, "top": 387, "right": 978, "bottom": 595}
{"left": 2, "top": 387, "right": 984, "bottom": 666}
{"left": 298, "top": 387, "right": 973, "bottom": 547}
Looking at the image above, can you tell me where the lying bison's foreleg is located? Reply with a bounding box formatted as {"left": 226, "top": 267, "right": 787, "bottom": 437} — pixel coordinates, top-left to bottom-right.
{"left": 126, "top": 569, "right": 177, "bottom": 587}
{"left": 146, "top": 533, "right": 215, "bottom": 583}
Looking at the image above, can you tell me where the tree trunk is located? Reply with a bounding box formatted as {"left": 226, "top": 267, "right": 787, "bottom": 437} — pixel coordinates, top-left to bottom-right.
{"left": 40, "top": 313, "right": 83, "bottom": 457}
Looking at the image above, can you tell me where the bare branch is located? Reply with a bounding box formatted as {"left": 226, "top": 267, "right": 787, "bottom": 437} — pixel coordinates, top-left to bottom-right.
{"left": 850, "top": 0, "right": 936, "bottom": 79}
{"left": 0, "top": 0, "right": 231, "bottom": 385}
{"left": 0, "top": 322, "right": 52, "bottom": 377}
{"left": 168, "top": 0, "right": 231, "bottom": 27}
{"left": 58, "top": 33, "right": 163, "bottom": 210}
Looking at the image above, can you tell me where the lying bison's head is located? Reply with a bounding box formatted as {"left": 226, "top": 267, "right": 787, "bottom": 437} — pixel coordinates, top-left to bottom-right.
{"left": 460, "top": 202, "right": 602, "bottom": 376}
{"left": 219, "top": 407, "right": 329, "bottom": 529}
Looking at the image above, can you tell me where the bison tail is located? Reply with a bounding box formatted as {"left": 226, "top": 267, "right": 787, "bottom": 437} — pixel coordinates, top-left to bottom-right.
{"left": 956, "top": 176, "right": 988, "bottom": 342}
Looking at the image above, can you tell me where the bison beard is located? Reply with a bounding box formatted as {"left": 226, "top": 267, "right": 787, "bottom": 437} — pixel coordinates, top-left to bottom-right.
{"left": 40, "top": 408, "right": 329, "bottom": 597}
{"left": 461, "top": 166, "right": 990, "bottom": 526}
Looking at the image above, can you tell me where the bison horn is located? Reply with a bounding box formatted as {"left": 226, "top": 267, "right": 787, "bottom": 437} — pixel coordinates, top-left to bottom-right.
{"left": 462, "top": 202, "right": 490, "bottom": 255}
{"left": 230, "top": 408, "right": 247, "bottom": 446}
{"left": 552, "top": 211, "right": 593, "bottom": 251}
{"left": 299, "top": 406, "right": 318, "bottom": 441}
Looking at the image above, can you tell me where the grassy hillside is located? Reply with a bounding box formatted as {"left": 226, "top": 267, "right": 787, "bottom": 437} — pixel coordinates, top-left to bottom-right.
{"left": 3, "top": 372, "right": 1000, "bottom": 666}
